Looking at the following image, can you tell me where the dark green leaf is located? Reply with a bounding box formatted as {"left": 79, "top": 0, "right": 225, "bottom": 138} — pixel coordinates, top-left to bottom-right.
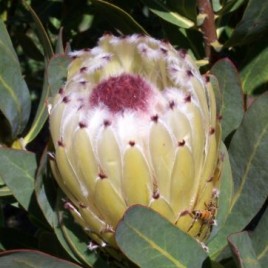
{"left": 228, "top": 232, "right": 261, "bottom": 268}
{"left": 250, "top": 207, "right": 268, "bottom": 267}
{"left": 225, "top": 0, "right": 268, "bottom": 47}
{"left": 53, "top": 220, "right": 81, "bottom": 265}
{"left": 22, "top": 1, "right": 54, "bottom": 145}
{"left": 211, "top": 0, "right": 223, "bottom": 12}
{"left": 24, "top": 70, "right": 49, "bottom": 145}
{"left": 162, "top": 0, "right": 197, "bottom": 21}
{"left": 116, "top": 205, "right": 207, "bottom": 268}
{"left": 0, "top": 148, "right": 37, "bottom": 210}
{"left": 91, "top": 0, "right": 148, "bottom": 35}
{"left": 214, "top": 0, "right": 245, "bottom": 14}
{"left": 0, "top": 250, "right": 81, "bottom": 268}
{"left": 39, "top": 190, "right": 81, "bottom": 264}
{"left": 0, "top": 20, "right": 31, "bottom": 139}
{"left": 55, "top": 28, "right": 65, "bottom": 55}
{"left": 209, "top": 93, "right": 268, "bottom": 258}
{"left": 211, "top": 58, "right": 244, "bottom": 139}
{"left": 22, "top": 1, "right": 54, "bottom": 62}
{"left": 240, "top": 45, "right": 268, "bottom": 94}
{"left": 48, "top": 55, "right": 71, "bottom": 97}
{"left": 140, "top": 0, "right": 194, "bottom": 29}
{"left": 55, "top": 193, "right": 108, "bottom": 268}
{"left": 35, "top": 146, "right": 58, "bottom": 229}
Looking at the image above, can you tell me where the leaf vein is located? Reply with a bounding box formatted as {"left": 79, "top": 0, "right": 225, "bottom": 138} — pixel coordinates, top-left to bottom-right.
{"left": 231, "top": 121, "right": 268, "bottom": 208}
{"left": 126, "top": 222, "right": 185, "bottom": 268}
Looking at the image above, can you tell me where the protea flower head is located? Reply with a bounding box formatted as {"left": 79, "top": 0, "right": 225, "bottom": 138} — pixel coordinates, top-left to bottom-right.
{"left": 49, "top": 34, "right": 223, "bottom": 248}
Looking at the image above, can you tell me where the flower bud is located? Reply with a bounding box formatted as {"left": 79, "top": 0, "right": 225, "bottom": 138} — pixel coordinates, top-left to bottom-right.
{"left": 49, "top": 34, "right": 223, "bottom": 247}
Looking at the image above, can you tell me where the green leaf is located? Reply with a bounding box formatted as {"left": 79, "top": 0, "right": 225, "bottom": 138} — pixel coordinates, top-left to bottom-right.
{"left": 0, "top": 148, "right": 37, "bottom": 210}
{"left": 24, "top": 54, "right": 70, "bottom": 146}
{"left": 161, "top": 0, "right": 197, "bottom": 21}
{"left": 55, "top": 193, "right": 108, "bottom": 268}
{"left": 211, "top": 0, "right": 223, "bottom": 12}
{"left": 22, "top": 2, "right": 54, "bottom": 145}
{"left": 211, "top": 58, "right": 244, "bottom": 139}
{"left": 53, "top": 220, "right": 81, "bottom": 265}
{"left": 250, "top": 207, "right": 268, "bottom": 267}
{"left": 116, "top": 205, "right": 207, "bottom": 268}
{"left": 214, "top": 0, "right": 245, "bottom": 14}
{"left": 91, "top": 0, "right": 148, "bottom": 35}
{"left": 228, "top": 232, "right": 262, "bottom": 268}
{"left": 141, "top": 0, "right": 194, "bottom": 29}
{"left": 55, "top": 28, "right": 66, "bottom": 55}
{"left": 36, "top": 186, "right": 82, "bottom": 264}
{"left": 35, "top": 147, "right": 59, "bottom": 229}
{"left": 240, "top": 45, "right": 268, "bottom": 94}
{"left": 0, "top": 19, "right": 31, "bottom": 139}
{"left": 0, "top": 250, "right": 81, "bottom": 268}
{"left": 22, "top": 1, "right": 54, "bottom": 62}
{"left": 23, "top": 72, "right": 49, "bottom": 145}
{"left": 48, "top": 55, "right": 72, "bottom": 97}
{"left": 225, "top": 0, "right": 268, "bottom": 47}
{"left": 209, "top": 93, "right": 268, "bottom": 258}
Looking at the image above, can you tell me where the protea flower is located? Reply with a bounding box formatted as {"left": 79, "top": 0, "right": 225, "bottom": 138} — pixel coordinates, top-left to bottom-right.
{"left": 49, "top": 34, "right": 223, "bottom": 249}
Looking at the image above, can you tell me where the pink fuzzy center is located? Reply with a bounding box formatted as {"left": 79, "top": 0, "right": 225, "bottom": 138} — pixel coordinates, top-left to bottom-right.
{"left": 89, "top": 73, "right": 153, "bottom": 113}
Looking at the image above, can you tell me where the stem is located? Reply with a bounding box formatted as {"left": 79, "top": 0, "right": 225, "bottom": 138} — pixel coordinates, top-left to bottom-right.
{"left": 197, "top": 0, "right": 217, "bottom": 62}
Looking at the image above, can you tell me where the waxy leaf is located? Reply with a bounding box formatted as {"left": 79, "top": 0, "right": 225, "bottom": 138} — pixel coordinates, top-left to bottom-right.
{"left": 228, "top": 232, "right": 261, "bottom": 268}
{"left": 211, "top": 58, "right": 244, "bottom": 139}
{"left": 211, "top": 0, "right": 223, "bottom": 12}
{"left": 209, "top": 93, "right": 268, "bottom": 258}
{"left": 0, "top": 250, "right": 81, "bottom": 268}
{"left": 116, "top": 205, "right": 207, "bottom": 268}
{"left": 55, "top": 193, "right": 108, "bottom": 268}
{"left": 0, "top": 148, "right": 37, "bottom": 210}
{"left": 226, "top": 0, "right": 268, "bottom": 47}
{"left": 91, "top": 0, "right": 147, "bottom": 34}
{"left": 55, "top": 28, "right": 66, "bottom": 55}
{"left": 240, "top": 45, "right": 268, "bottom": 94}
{"left": 250, "top": 208, "right": 268, "bottom": 267}
{"left": 213, "top": 0, "right": 245, "bottom": 14}
{"left": 48, "top": 55, "right": 72, "bottom": 97}
{"left": 35, "top": 146, "right": 59, "bottom": 229}
{"left": 141, "top": 0, "right": 194, "bottom": 29}
{"left": 24, "top": 56, "right": 69, "bottom": 146}
{"left": 22, "top": 2, "right": 54, "bottom": 145}
{"left": 0, "top": 20, "right": 31, "bottom": 139}
{"left": 153, "top": 0, "right": 197, "bottom": 20}
{"left": 22, "top": 1, "right": 54, "bottom": 63}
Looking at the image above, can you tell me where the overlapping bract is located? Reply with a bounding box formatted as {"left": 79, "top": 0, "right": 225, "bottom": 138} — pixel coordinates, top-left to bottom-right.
{"left": 49, "top": 34, "right": 223, "bottom": 247}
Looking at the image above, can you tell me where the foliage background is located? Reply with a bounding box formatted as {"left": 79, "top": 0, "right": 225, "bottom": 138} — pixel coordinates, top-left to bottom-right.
{"left": 0, "top": 0, "right": 267, "bottom": 267}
